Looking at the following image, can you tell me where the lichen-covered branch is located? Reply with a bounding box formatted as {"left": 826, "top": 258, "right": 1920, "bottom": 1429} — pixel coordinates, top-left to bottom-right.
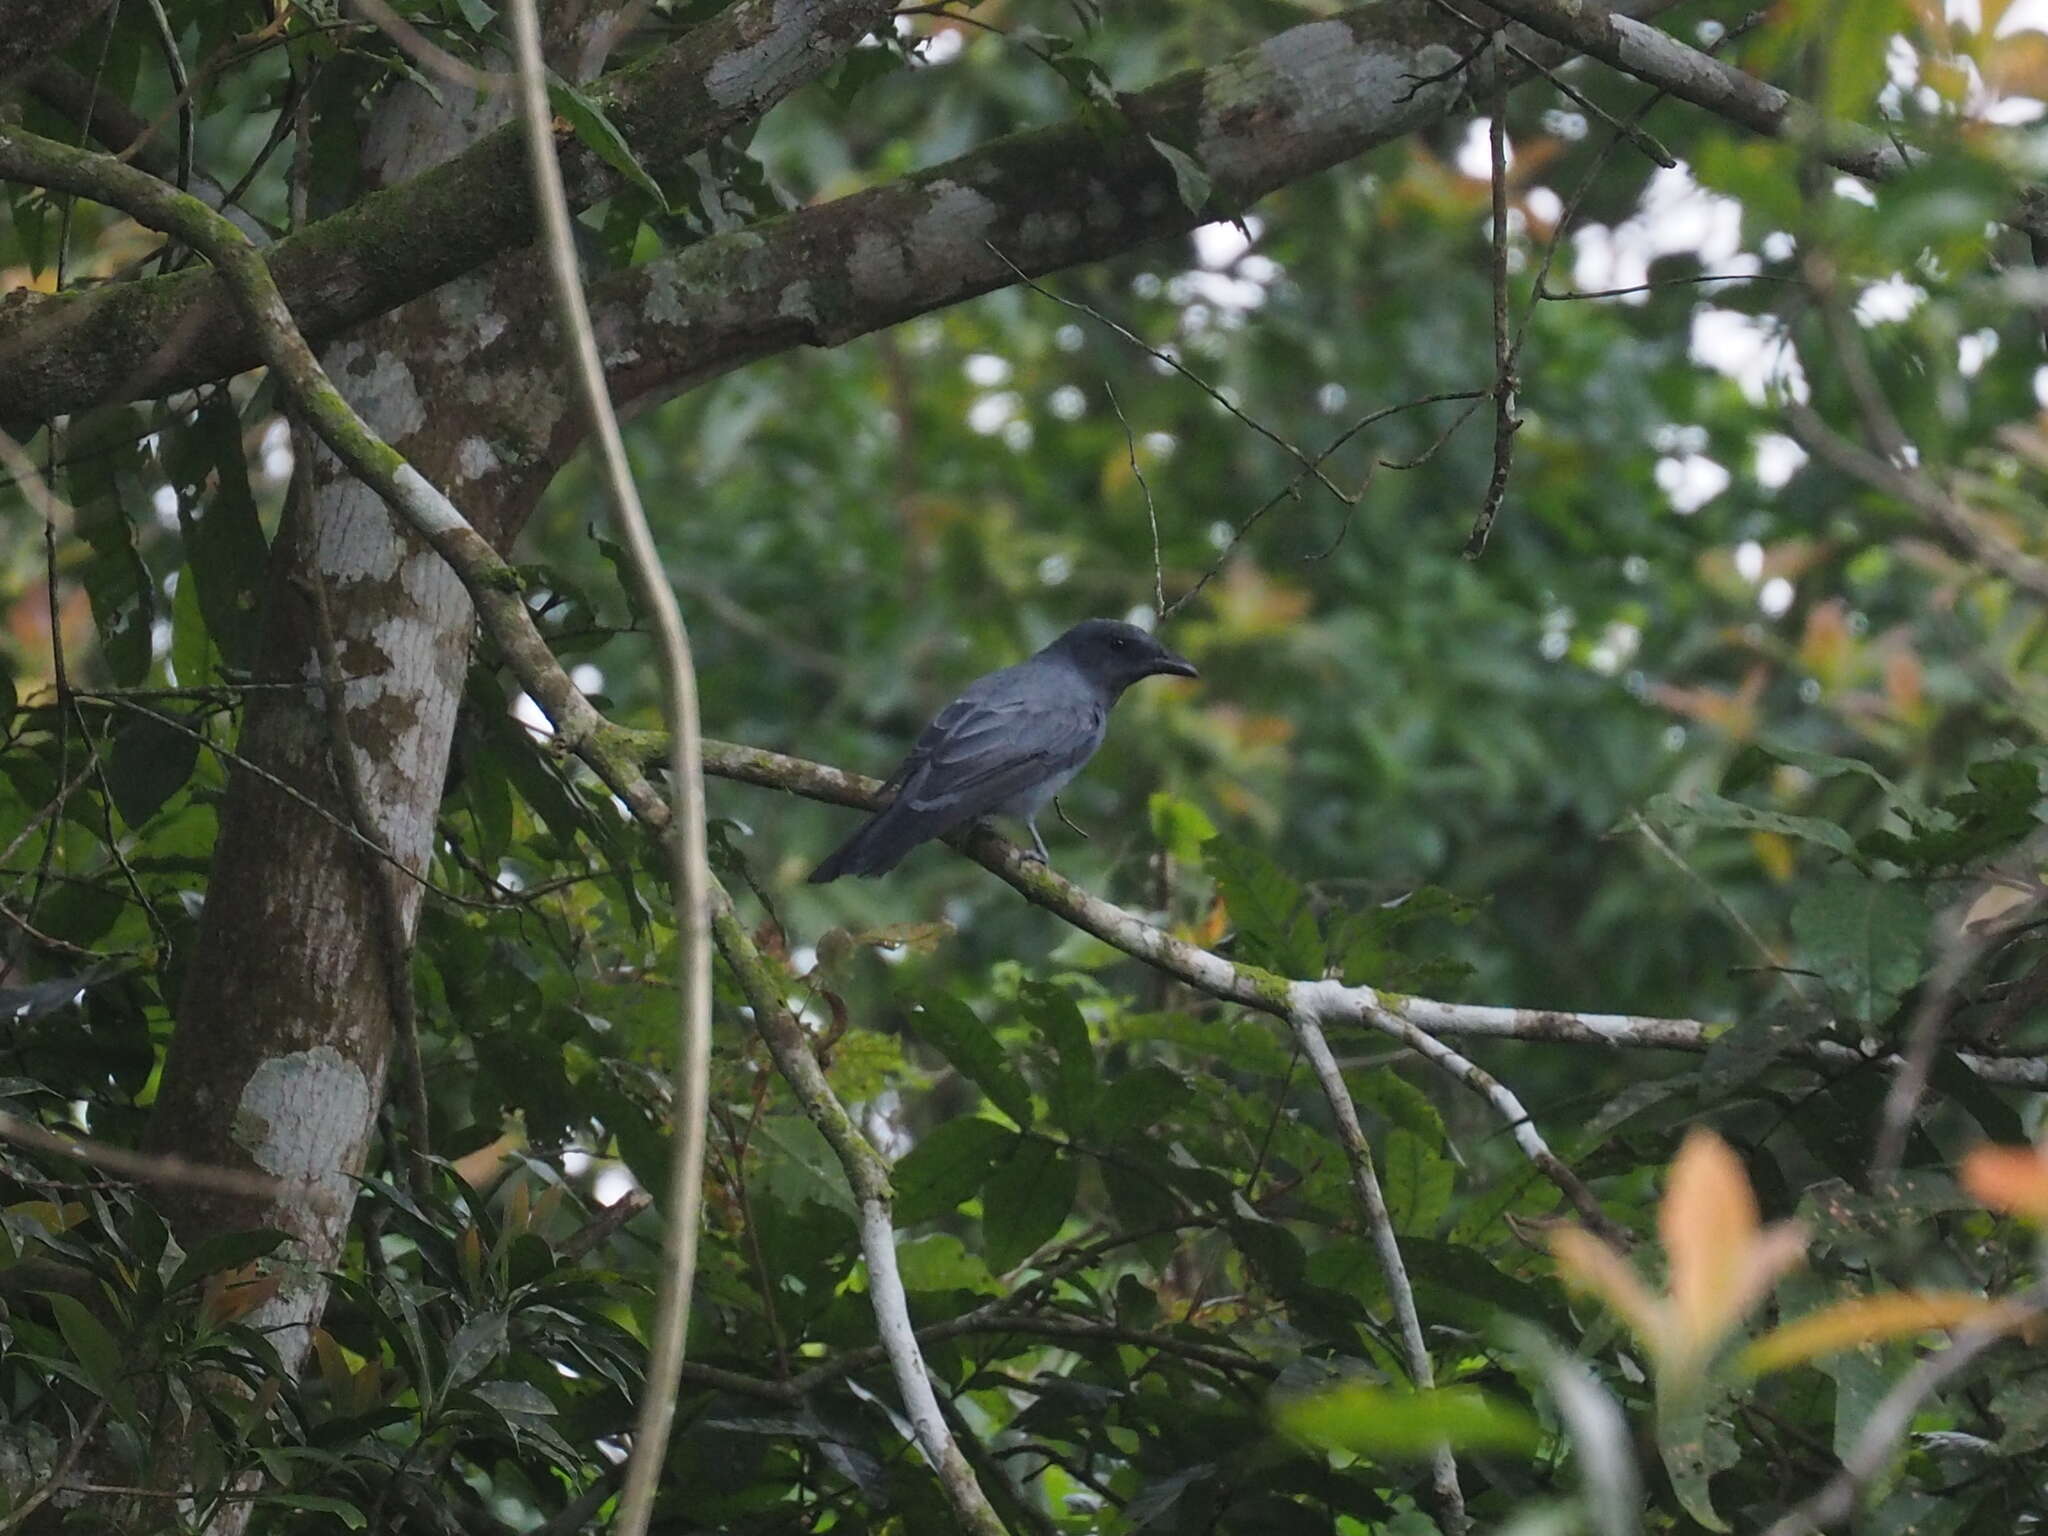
{"left": 1477, "top": 0, "right": 2048, "bottom": 239}
{"left": 0, "top": 0, "right": 888, "bottom": 425}
{"left": 586, "top": 0, "right": 1682, "bottom": 414}
{"left": 0, "top": 0, "right": 1694, "bottom": 427}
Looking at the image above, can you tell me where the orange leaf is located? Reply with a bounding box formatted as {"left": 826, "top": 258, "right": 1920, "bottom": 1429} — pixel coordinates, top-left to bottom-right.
{"left": 201, "top": 1263, "right": 283, "bottom": 1326}
{"left": 1962, "top": 1142, "right": 2048, "bottom": 1220}
{"left": 1662, "top": 1130, "right": 1764, "bottom": 1355}
{"left": 1742, "top": 1290, "right": 2009, "bottom": 1374}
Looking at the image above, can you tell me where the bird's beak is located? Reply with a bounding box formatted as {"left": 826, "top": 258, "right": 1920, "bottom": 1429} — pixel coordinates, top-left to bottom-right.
{"left": 1150, "top": 649, "right": 1199, "bottom": 680}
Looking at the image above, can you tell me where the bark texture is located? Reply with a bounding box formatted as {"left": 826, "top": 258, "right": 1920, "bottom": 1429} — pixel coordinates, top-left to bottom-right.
{"left": 0, "top": 0, "right": 117, "bottom": 86}
{"left": 0, "top": 0, "right": 890, "bottom": 428}
{"left": 141, "top": 2, "right": 632, "bottom": 1382}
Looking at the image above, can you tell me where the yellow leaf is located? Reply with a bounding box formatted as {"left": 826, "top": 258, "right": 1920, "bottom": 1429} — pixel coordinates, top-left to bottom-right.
{"left": 1742, "top": 1291, "right": 2011, "bottom": 1374}
{"left": 312, "top": 1328, "right": 354, "bottom": 1404}
{"left": 1550, "top": 1226, "right": 1666, "bottom": 1347}
{"left": 1962, "top": 883, "right": 2034, "bottom": 932}
{"left": 1962, "top": 1141, "right": 2048, "bottom": 1220}
{"left": 1751, "top": 830, "right": 1795, "bottom": 883}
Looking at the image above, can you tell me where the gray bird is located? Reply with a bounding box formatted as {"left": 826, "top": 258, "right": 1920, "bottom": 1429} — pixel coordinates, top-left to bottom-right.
{"left": 808, "top": 619, "right": 1198, "bottom": 882}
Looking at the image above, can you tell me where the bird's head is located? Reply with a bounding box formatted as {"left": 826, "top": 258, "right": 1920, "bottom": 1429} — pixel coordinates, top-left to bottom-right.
{"left": 1044, "top": 618, "right": 1199, "bottom": 694}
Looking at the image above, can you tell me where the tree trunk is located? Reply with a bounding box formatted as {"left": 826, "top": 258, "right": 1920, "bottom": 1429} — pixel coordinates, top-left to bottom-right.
{"left": 144, "top": 0, "right": 618, "bottom": 1426}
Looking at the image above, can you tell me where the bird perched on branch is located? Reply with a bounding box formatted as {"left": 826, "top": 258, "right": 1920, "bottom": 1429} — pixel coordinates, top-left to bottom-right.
{"left": 808, "top": 618, "right": 1198, "bottom": 882}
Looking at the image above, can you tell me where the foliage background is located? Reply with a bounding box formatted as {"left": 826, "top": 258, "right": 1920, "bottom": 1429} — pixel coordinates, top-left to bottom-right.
{"left": 4, "top": 0, "right": 2048, "bottom": 1531}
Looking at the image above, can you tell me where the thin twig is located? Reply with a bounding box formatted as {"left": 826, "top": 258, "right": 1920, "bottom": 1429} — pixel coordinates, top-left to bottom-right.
{"left": 348, "top": 0, "right": 509, "bottom": 89}
{"left": 503, "top": 8, "right": 712, "bottom": 1535}
{"left": 1290, "top": 1003, "right": 1466, "bottom": 1532}
{"left": 986, "top": 242, "right": 1352, "bottom": 503}
{"left": 1464, "top": 82, "right": 1521, "bottom": 558}
{"left": 0, "top": 1110, "right": 330, "bottom": 1208}
{"left": 1105, "top": 382, "right": 1165, "bottom": 619}
{"left": 1163, "top": 390, "right": 1485, "bottom": 620}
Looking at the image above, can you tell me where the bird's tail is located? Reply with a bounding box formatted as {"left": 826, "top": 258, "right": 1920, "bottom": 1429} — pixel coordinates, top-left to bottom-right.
{"left": 807, "top": 804, "right": 928, "bottom": 883}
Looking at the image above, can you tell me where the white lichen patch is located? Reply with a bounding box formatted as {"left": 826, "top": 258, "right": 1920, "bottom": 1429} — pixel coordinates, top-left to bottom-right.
{"left": 848, "top": 229, "right": 907, "bottom": 300}
{"left": 777, "top": 280, "right": 818, "bottom": 324}
{"left": 455, "top": 436, "right": 501, "bottom": 483}
{"left": 434, "top": 283, "right": 510, "bottom": 360}
{"left": 316, "top": 481, "right": 407, "bottom": 583}
{"left": 1197, "top": 21, "right": 1460, "bottom": 187}
{"left": 642, "top": 269, "right": 690, "bottom": 330}
{"left": 326, "top": 340, "right": 428, "bottom": 440}
{"left": 704, "top": 0, "right": 806, "bottom": 108}
{"left": 233, "top": 1047, "right": 372, "bottom": 1207}
{"left": 905, "top": 181, "right": 998, "bottom": 276}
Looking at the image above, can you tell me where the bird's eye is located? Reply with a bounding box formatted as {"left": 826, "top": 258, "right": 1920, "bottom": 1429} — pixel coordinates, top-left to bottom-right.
{"left": 1110, "top": 636, "right": 1127, "bottom": 649}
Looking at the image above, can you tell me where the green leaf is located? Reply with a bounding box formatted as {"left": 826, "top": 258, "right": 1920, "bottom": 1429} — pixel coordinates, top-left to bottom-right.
{"left": 1276, "top": 1381, "right": 1542, "bottom": 1458}
{"left": 263, "top": 1494, "right": 367, "bottom": 1530}
{"left": 47, "top": 1293, "right": 131, "bottom": 1417}
{"left": 168, "top": 393, "right": 269, "bottom": 672}
{"left": 106, "top": 705, "right": 202, "bottom": 829}
{"left": 910, "top": 995, "right": 1033, "bottom": 1129}
{"left": 894, "top": 1233, "right": 1000, "bottom": 1294}
{"left": 754, "top": 1114, "right": 857, "bottom": 1218}
{"left": 825, "top": 45, "right": 905, "bottom": 108}
{"left": 1790, "top": 871, "right": 1927, "bottom": 1022}
{"left": 1019, "top": 981, "right": 1095, "bottom": 1129}
{"left": 892, "top": 1117, "right": 1015, "bottom": 1224}
{"left": 981, "top": 1137, "right": 1076, "bottom": 1272}
{"left": 1207, "top": 840, "right": 1322, "bottom": 976}
{"left": 1862, "top": 755, "right": 2046, "bottom": 870}
{"left": 1088, "top": 1063, "right": 1189, "bottom": 1137}
{"left": 1379, "top": 1128, "right": 1451, "bottom": 1235}
{"left": 67, "top": 427, "right": 155, "bottom": 686}
{"left": 1346, "top": 1068, "right": 1444, "bottom": 1142}
{"left": 443, "top": 1309, "right": 509, "bottom": 1393}
{"left": 547, "top": 78, "right": 671, "bottom": 213}
{"left": 1147, "top": 135, "right": 1213, "bottom": 214}
{"left": 1642, "top": 791, "right": 1861, "bottom": 863}
{"left": 1654, "top": 1380, "right": 1734, "bottom": 1532}
{"left": 470, "top": 1379, "right": 557, "bottom": 1417}
{"left": 1148, "top": 790, "right": 1217, "bottom": 862}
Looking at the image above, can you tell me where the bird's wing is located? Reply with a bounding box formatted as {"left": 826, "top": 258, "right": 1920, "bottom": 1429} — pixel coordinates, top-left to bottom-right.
{"left": 892, "top": 668, "right": 1104, "bottom": 821}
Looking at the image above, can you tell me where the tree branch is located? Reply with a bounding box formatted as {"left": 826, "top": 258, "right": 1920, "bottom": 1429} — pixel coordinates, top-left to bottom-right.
{"left": 0, "top": 0, "right": 889, "bottom": 427}
{"left": 1475, "top": 0, "right": 2048, "bottom": 240}
{"left": 712, "top": 900, "right": 1009, "bottom": 1534}
{"left": 0, "top": 0, "right": 1686, "bottom": 427}
{"left": 680, "top": 733, "right": 2048, "bottom": 1089}
{"left": 585, "top": 0, "right": 1683, "bottom": 416}
{"left": 0, "top": 0, "right": 116, "bottom": 86}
